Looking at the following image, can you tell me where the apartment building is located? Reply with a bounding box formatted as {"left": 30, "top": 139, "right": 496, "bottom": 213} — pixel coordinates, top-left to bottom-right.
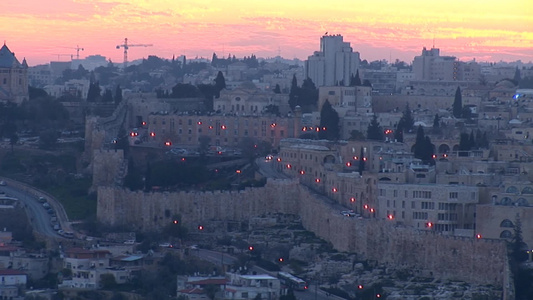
{"left": 306, "top": 35, "right": 360, "bottom": 87}
{"left": 377, "top": 183, "right": 478, "bottom": 233}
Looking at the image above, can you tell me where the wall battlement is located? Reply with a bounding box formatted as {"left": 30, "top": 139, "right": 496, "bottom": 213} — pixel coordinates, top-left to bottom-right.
{"left": 97, "top": 178, "right": 506, "bottom": 287}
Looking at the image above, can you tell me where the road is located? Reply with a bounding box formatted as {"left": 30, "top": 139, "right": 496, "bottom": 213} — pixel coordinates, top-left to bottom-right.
{"left": 0, "top": 178, "right": 68, "bottom": 239}
{"left": 255, "top": 157, "right": 290, "bottom": 179}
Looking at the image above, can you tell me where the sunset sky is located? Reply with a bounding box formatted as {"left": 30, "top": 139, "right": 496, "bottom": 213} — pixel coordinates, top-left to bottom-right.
{"left": 1, "top": 0, "right": 532, "bottom": 66}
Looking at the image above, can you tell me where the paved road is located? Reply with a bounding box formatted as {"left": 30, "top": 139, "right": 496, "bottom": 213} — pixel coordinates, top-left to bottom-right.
{"left": 0, "top": 178, "right": 70, "bottom": 239}
{"left": 2, "top": 185, "right": 61, "bottom": 238}
{"left": 255, "top": 157, "right": 290, "bottom": 179}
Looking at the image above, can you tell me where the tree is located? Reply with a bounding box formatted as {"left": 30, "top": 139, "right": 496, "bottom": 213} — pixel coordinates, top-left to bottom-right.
{"left": 288, "top": 74, "right": 299, "bottom": 110}
{"left": 100, "top": 274, "right": 117, "bottom": 289}
{"left": 401, "top": 104, "right": 414, "bottom": 132}
{"left": 204, "top": 284, "right": 220, "bottom": 300}
{"left": 264, "top": 104, "right": 280, "bottom": 116}
{"left": 453, "top": 87, "right": 462, "bottom": 118}
{"left": 469, "top": 130, "right": 476, "bottom": 149}
{"left": 513, "top": 67, "right": 521, "bottom": 84}
{"left": 9, "top": 133, "right": 18, "bottom": 153}
{"left": 394, "top": 121, "right": 404, "bottom": 143}
{"left": 358, "top": 147, "right": 365, "bottom": 175}
{"left": 413, "top": 125, "right": 434, "bottom": 163}
{"left": 458, "top": 132, "right": 471, "bottom": 151}
{"left": 214, "top": 71, "right": 226, "bottom": 98}
{"left": 86, "top": 81, "right": 101, "bottom": 102}
{"left": 349, "top": 130, "right": 365, "bottom": 141}
{"left": 273, "top": 84, "right": 281, "bottom": 94}
{"left": 102, "top": 89, "right": 113, "bottom": 102}
{"left": 433, "top": 113, "right": 440, "bottom": 128}
{"left": 350, "top": 70, "right": 361, "bottom": 86}
{"left": 318, "top": 100, "right": 339, "bottom": 140}
{"left": 511, "top": 214, "right": 528, "bottom": 263}
{"left": 114, "top": 85, "right": 123, "bottom": 104}
{"left": 366, "top": 115, "right": 383, "bottom": 141}
{"left": 39, "top": 129, "right": 59, "bottom": 149}
{"left": 362, "top": 79, "right": 372, "bottom": 87}
{"left": 461, "top": 106, "right": 472, "bottom": 121}
{"left": 198, "top": 135, "right": 211, "bottom": 156}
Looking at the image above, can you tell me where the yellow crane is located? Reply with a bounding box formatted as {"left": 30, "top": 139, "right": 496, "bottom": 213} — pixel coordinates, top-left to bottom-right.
{"left": 116, "top": 38, "right": 153, "bottom": 69}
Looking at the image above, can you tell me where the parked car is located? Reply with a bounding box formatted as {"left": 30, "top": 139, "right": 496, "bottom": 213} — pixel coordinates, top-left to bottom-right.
{"left": 38, "top": 197, "right": 47, "bottom": 203}
{"left": 42, "top": 203, "right": 50, "bottom": 208}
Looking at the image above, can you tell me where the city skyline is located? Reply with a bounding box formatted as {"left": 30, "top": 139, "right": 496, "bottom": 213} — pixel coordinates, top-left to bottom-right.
{"left": 2, "top": 0, "right": 533, "bottom": 66}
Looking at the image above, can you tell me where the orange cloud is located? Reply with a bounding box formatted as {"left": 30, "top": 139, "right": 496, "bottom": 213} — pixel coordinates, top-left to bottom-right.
{"left": 1, "top": 0, "right": 531, "bottom": 65}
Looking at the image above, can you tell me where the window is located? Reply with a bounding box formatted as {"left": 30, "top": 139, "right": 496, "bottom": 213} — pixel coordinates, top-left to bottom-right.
{"left": 242, "top": 292, "right": 248, "bottom": 298}
{"left": 449, "top": 192, "right": 458, "bottom": 199}
{"left": 421, "top": 202, "right": 435, "bottom": 209}
{"left": 413, "top": 191, "right": 432, "bottom": 199}
{"left": 500, "top": 219, "right": 514, "bottom": 228}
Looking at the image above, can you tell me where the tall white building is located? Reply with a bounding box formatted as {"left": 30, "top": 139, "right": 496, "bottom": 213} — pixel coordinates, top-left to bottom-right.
{"left": 412, "top": 47, "right": 480, "bottom": 82}
{"left": 305, "top": 35, "right": 360, "bottom": 87}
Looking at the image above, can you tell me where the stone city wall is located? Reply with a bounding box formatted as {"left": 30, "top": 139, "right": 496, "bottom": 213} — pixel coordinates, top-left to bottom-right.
{"left": 97, "top": 179, "right": 507, "bottom": 287}
{"left": 298, "top": 186, "right": 506, "bottom": 286}
{"left": 97, "top": 179, "right": 301, "bottom": 231}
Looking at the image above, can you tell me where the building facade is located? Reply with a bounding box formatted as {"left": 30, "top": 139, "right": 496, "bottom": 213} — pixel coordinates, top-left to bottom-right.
{"left": 0, "top": 43, "right": 29, "bottom": 104}
{"left": 306, "top": 35, "right": 360, "bottom": 87}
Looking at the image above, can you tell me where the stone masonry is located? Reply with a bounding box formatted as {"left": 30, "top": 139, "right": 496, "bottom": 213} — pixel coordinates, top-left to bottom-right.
{"left": 97, "top": 179, "right": 507, "bottom": 288}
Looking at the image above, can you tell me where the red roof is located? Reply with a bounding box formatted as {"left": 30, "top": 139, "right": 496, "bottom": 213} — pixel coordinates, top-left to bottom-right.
{"left": 0, "top": 269, "right": 26, "bottom": 276}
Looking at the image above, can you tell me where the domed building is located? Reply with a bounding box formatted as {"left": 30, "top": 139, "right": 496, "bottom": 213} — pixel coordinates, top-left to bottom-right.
{"left": 0, "top": 43, "right": 29, "bottom": 104}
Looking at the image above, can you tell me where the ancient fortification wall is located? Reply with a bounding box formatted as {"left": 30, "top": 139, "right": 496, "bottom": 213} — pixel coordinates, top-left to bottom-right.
{"left": 97, "top": 179, "right": 301, "bottom": 231}
{"left": 297, "top": 187, "right": 506, "bottom": 286}
{"left": 97, "top": 179, "right": 506, "bottom": 287}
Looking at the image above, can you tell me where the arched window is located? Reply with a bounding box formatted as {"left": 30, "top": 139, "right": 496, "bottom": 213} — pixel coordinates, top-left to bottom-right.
{"left": 500, "top": 230, "right": 513, "bottom": 239}
{"left": 500, "top": 197, "right": 513, "bottom": 206}
{"left": 500, "top": 219, "right": 514, "bottom": 228}
{"left": 506, "top": 186, "right": 519, "bottom": 194}
{"left": 522, "top": 187, "right": 533, "bottom": 194}
{"left": 516, "top": 198, "right": 529, "bottom": 206}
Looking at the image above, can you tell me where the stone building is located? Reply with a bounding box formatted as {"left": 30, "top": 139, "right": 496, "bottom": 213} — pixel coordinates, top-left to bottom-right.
{"left": 147, "top": 111, "right": 301, "bottom": 149}
{"left": 0, "top": 43, "right": 28, "bottom": 104}
{"left": 215, "top": 83, "right": 290, "bottom": 115}
{"left": 377, "top": 183, "right": 478, "bottom": 233}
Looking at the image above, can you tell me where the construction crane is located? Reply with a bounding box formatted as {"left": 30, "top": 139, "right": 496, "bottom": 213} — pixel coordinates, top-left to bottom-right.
{"left": 60, "top": 45, "right": 84, "bottom": 59}
{"left": 51, "top": 54, "right": 73, "bottom": 61}
{"left": 116, "top": 38, "right": 153, "bottom": 69}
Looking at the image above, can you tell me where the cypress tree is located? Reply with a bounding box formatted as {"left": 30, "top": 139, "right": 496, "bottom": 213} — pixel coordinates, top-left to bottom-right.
{"left": 453, "top": 87, "right": 462, "bottom": 118}
{"left": 319, "top": 100, "right": 340, "bottom": 140}
{"left": 288, "top": 75, "right": 299, "bottom": 110}
{"left": 367, "top": 115, "right": 384, "bottom": 141}
{"left": 358, "top": 147, "right": 365, "bottom": 175}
